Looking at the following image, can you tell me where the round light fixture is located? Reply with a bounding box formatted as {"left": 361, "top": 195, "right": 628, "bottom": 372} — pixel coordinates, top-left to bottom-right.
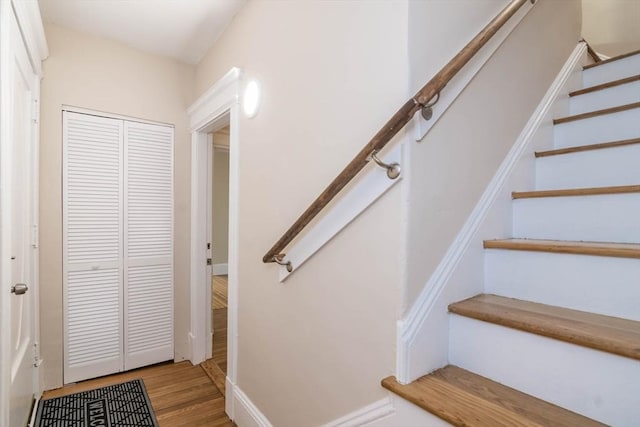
{"left": 243, "top": 79, "right": 261, "bottom": 118}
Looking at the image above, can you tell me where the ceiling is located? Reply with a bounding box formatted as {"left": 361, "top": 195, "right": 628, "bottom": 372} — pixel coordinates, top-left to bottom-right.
{"left": 38, "top": 0, "right": 246, "bottom": 64}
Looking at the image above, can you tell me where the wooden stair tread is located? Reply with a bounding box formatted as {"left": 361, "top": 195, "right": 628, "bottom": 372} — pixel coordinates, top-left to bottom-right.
{"left": 569, "top": 74, "right": 640, "bottom": 97}
{"left": 535, "top": 137, "right": 640, "bottom": 157}
{"left": 583, "top": 48, "right": 640, "bottom": 70}
{"left": 512, "top": 184, "right": 640, "bottom": 199}
{"left": 553, "top": 102, "right": 640, "bottom": 125}
{"left": 484, "top": 238, "right": 640, "bottom": 259}
{"left": 449, "top": 294, "right": 640, "bottom": 360}
{"left": 381, "top": 365, "right": 605, "bottom": 427}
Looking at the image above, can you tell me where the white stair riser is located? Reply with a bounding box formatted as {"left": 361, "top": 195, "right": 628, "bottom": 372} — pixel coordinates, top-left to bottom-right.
{"left": 553, "top": 108, "right": 640, "bottom": 148}
{"left": 582, "top": 55, "right": 640, "bottom": 87}
{"left": 512, "top": 193, "right": 640, "bottom": 243}
{"left": 535, "top": 144, "right": 640, "bottom": 190}
{"left": 570, "top": 80, "right": 640, "bottom": 115}
{"left": 449, "top": 314, "right": 640, "bottom": 427}
{"left": 485, "top": 249, "right": 640, "bottom": 320}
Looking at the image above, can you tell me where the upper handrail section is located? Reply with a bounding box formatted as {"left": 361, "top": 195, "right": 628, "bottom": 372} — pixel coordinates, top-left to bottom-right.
{"left": 263, "top": 0, "right": 534, "bottom": 265}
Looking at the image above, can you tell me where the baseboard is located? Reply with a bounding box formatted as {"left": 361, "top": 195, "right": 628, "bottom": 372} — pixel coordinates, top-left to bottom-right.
{"left": 212, "top": 263, "right": 228, "bottom": 275}
{"left": 396, "top": 42, "right": 588, "bottom": 384}
{"left": 322, "top": 398, "right": 395, "bottom": 427}
{"left": 187, "top": 332, "right": 195, "bottom": 363}
{"left": 229, "top": 383, "right": 273, "bottom": 427}
{"left": 323, "top": 395, "right": 451, "bottom": 427}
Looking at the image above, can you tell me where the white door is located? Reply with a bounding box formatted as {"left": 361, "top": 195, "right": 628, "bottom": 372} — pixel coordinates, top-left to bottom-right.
{"left": 63, "top": 112, "right": 124, "bottom": 384}
{"left": 63, "top": 112, "right": 174, "bottom": 382}
{"left": 123, "top": 121, "right": 174, "bottom": 370}
{"left": 5, "top": 8, "right": 38, "bottom": 427}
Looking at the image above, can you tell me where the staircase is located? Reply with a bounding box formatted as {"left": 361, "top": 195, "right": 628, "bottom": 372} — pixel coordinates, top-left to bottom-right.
{"left": 383, "top": 49, "right": 640, "bottom": 426}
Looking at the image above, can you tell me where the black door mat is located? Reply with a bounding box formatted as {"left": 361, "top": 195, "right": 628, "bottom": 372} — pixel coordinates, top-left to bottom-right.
{"left": 34, "top": 378, "right": 158, "bottom": 426}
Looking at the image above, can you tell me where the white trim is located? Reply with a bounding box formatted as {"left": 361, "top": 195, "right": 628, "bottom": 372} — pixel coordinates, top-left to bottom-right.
{"left": 213, "top": 144, "right": 230, "bottom": 153}
{"left": 413, "top": 0, "right": 535, "bottom": 141}
{"left": 10, "top": 0, "right": 48, "bottom": 76}
{"left": 279, "top": 144, "right": 403, "bottom": 281}
{"left": 188, "top": 67, "right": 242, "bottom": 419}
{"left": 62, "top": 105, "right": 174, "bottom": 128}
{"left": 396, "top": 42, "right": 587, "bottom": 383}
{"left": 323, "top": 397, "right": 395, "bottom": 427}
{"left": 189, "top": 131, "right": 210, "bottom": 365}
{"left": 205, "top": 135, "right": 214, "bottom": 360}
{"left": 188, "top": 68, "right": 242, "bottom": 131}
{"left": 212, "top": 263, "right": 228, "bottom": 275}
{"left": 230, "top": 383, "right": 274, "bottom": 427}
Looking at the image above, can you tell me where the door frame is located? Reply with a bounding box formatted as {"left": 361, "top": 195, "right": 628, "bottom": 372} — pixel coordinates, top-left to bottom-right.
{"left": 0, "top": 1, "right": 47, "bottom": 424}
{"left": 188, "top": 68, "right": 242, "bottom": 417}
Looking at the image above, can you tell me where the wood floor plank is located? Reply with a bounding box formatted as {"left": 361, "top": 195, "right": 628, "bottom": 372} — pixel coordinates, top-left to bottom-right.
{"left": 382, "top": 366, "right": 605, "bottom": 426}
{"left": 483, "top": 239, "right": 640, "bottom": 259}
{"left": 535, "top": 137, "right": 640, "bottom": 157}
{"left": 201, "top": 360, "right": 227, "bottom": 396}
{"left": 200, "top": 275, "right": 229, "bottom": 397}
{"left": 42, "top": 361, "right": 235, "bottom": 426}
{"left": 512, "top": 184, "right": 640, "bottom": 199}
{"left": 449, "top": 294, "right": 640, "bottom": 360}
{"left": 212, "top": 275, "right": 228, "bottom": 309}
{"left": 569, "top": 74, "right": 640, "bottom": 97}
{"left": 553, "top": 102, "right": 640, "bottom": 125}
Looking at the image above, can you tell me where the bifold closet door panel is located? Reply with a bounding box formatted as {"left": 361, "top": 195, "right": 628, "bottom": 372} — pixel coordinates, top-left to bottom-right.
{"left": 63, "top": 112, "right": 123, "bottom": 383}
{"left": 124, "top": 121, "right": 174, "bottom": 370}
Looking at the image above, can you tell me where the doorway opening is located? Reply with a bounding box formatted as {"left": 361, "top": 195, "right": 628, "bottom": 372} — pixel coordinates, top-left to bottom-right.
{"left": 201, "top": 125, "right": 231, "bottom": 395}
{"left": 188, "top": 66, "right": 242, "bottom": 419}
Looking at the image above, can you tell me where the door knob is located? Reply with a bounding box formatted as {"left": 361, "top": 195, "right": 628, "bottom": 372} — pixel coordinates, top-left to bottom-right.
{"left": 11, "top": 283, "right": 28, "bottom": 295}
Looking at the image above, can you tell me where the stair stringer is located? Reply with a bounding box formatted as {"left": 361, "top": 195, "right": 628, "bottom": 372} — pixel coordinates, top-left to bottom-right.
{"left": 395, "top": 42, "right": 587, "bottom": 384}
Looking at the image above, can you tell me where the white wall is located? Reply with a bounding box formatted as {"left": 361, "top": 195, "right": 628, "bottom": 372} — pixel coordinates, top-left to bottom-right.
{"left": 403, "top": 0, "right": 582, "bottom": 310}
{"left": 582, "top": 0, "right": 640, "bottom": 57}
{"left": 39, "top": 23, "right": 194, "bottom": 389}
{"left": 195, "top": 1, "right": 409, "bottom": 425}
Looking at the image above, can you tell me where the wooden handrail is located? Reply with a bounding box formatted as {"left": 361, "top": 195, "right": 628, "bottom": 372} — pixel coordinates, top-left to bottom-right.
{"left": 263, "top": 0, "right": 532, "bottom": 264}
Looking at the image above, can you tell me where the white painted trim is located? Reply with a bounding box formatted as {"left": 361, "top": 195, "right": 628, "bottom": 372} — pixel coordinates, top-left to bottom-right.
{"left": 205, "top": 135, "right": 213, "bottom": 361}
{"left": 62, "top": 105, "right": 174, "bottom": 128}
{"left": 396, "top": 42, "right": 587, "bottom": 383}
{"left": 413, "top": 0, "right": 535, "bottom": 141}
{"left": 230, "top": 383, "right": 274, "bottom": 427}
{"left": 323, "top": 397, "right": 395, "bottom": 427}
{"left": 188, "top": 68, "right": 242, "bottom": 419}
{"left": 10, "top": 0, "right": 48, "bottom": 76}
{"left": 279, "top": 145, "right": 403, "bottom": 281}
{"left": 188, "top": 68, "right": 242, "bottom": 131}
{"left": 213, "top": 144, "right": 230, "bottom": 153}
{"left": 212, "top": 263, "right": 228, "bottom": 275}
{"left": 189, "top": 130, "right": 210, "bottom": 365}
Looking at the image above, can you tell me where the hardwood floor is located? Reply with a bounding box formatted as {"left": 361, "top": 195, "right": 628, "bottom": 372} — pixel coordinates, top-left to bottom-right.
{"left": 201, "top": 275, "right": 229, "bottom": 395}
{"left": 43, "top": 362, "right": 235, "bottom": 426}
{"left": 212, "top": 275, "right": 228, "bottom": 310}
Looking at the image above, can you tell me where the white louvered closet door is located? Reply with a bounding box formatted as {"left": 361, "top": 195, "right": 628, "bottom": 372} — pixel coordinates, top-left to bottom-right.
{"left": 64, "top": 112, "right": 174, "bottom": 383}
{"left": 63, "top": 112, "right": 124, "bottom": 383}
{"left": 124, "top": 121, "right": 174, "bottom": 370}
